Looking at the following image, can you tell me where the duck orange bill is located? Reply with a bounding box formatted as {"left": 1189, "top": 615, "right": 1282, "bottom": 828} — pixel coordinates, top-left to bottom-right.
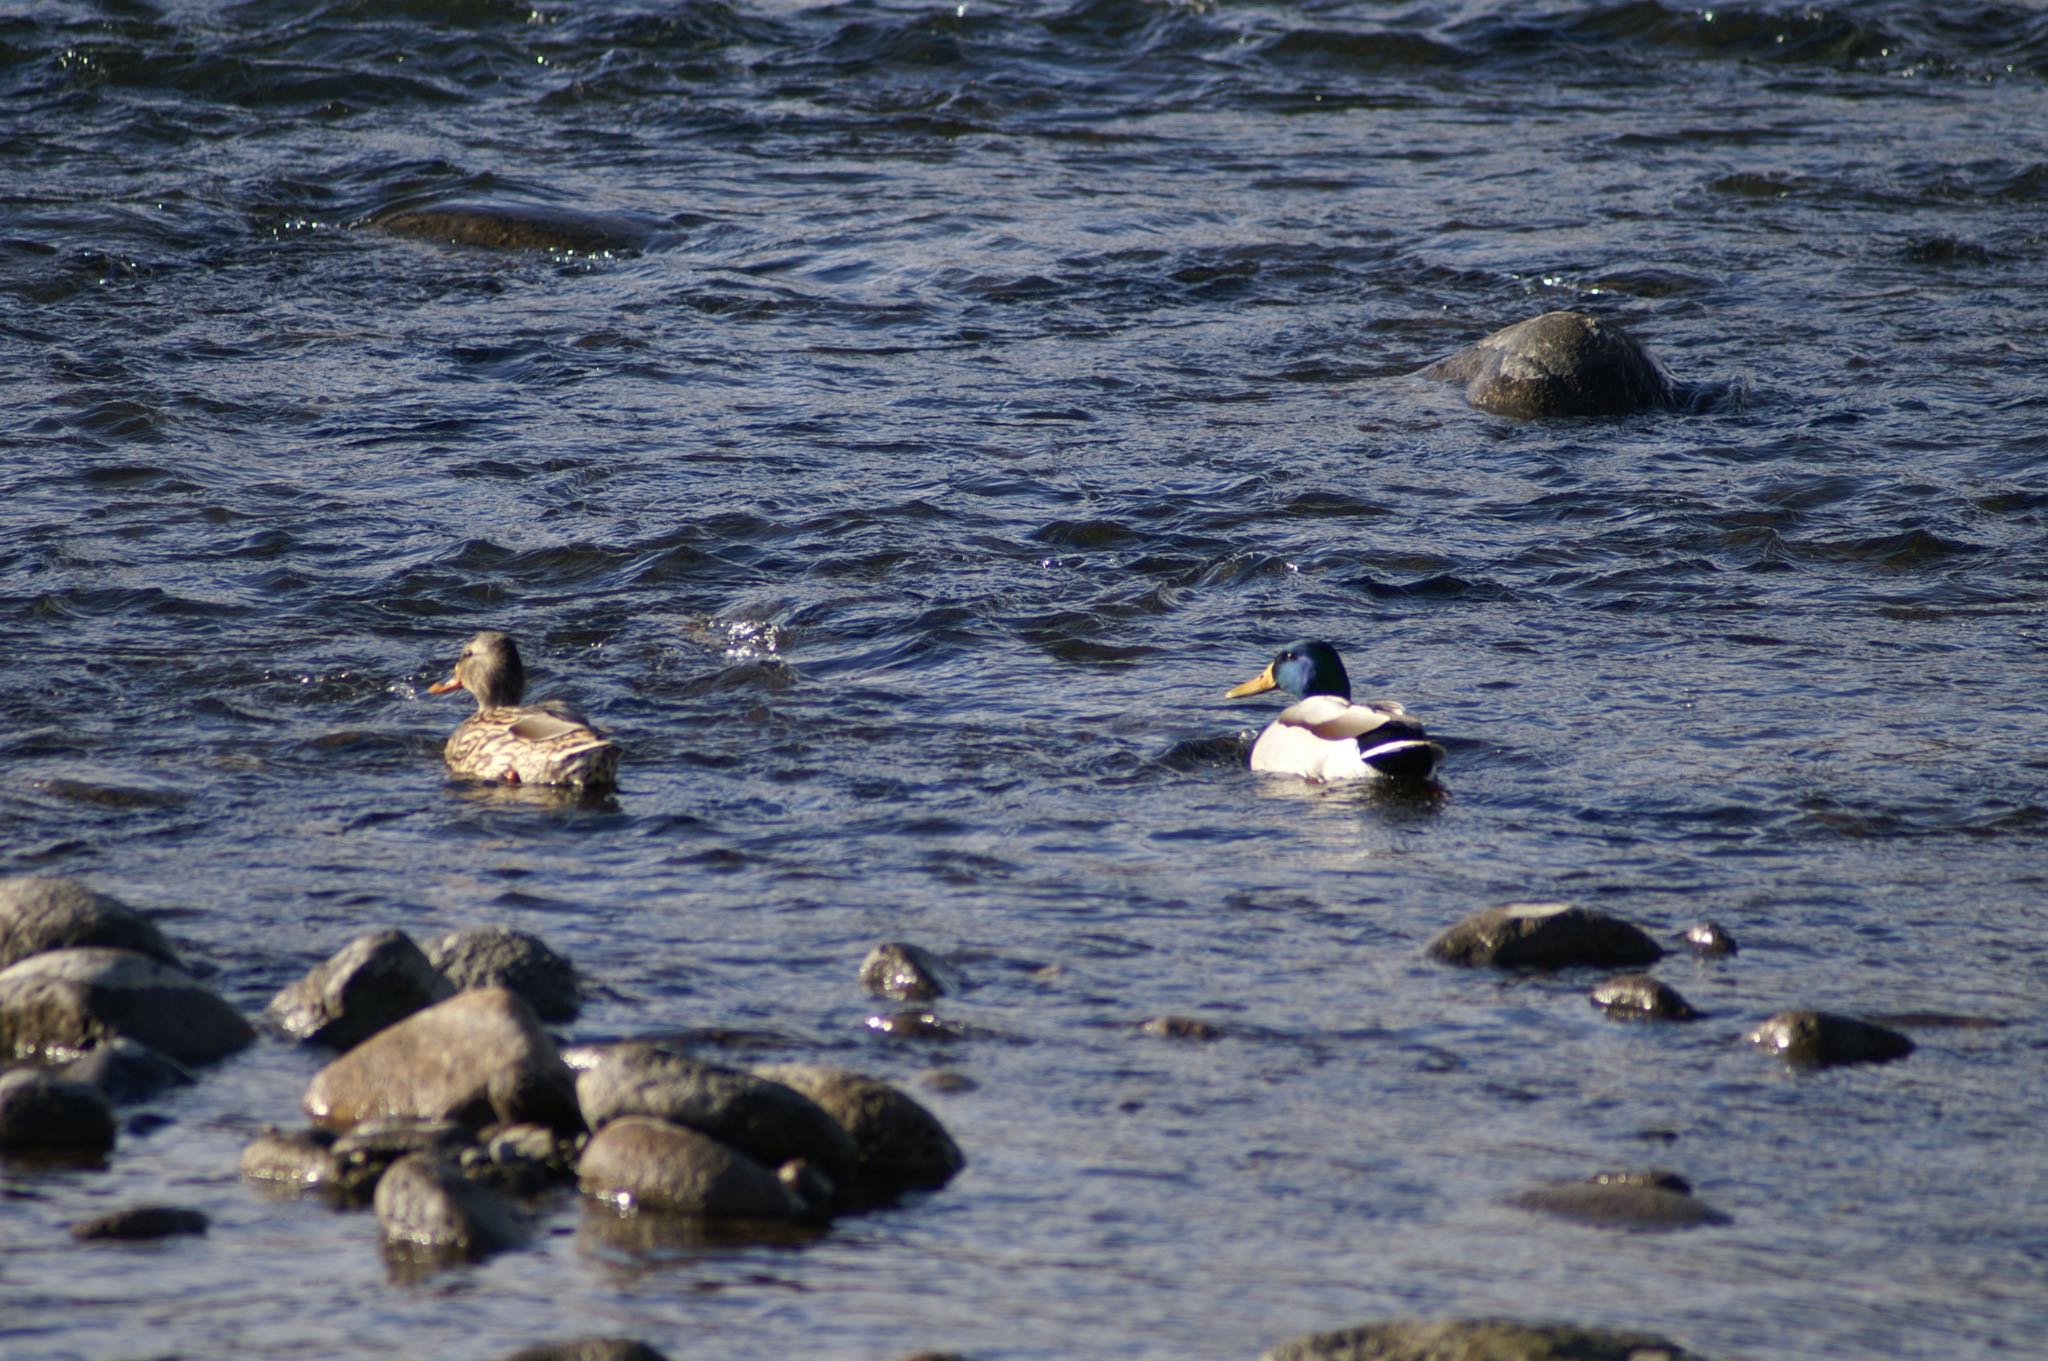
{"left": 425, "top": 674, "right": 465, "bottom": 695}
{"left": 1225, "top": 664, "right": 1278, "bottom": 698}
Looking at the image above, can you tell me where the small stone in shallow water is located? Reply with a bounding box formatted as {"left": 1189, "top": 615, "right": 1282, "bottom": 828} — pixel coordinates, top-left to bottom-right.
{"left": 71, "top": 1204, "right": 209, "bottom": 1241}
{"left": 858, "top": 941, "right": 954, "bottom": 1001}
{"left": 866, "top": 1010, "right": 964, "bottom": 1040}
{"left": 1427, "top": 902, "right": 1664, "bottom": 970}
{"left": 60, "top": 1037, "right": 195, "bottom": 1103}
{"left": 1508, "top": 1169, "right": 1731, "bottom": 1231}
{"left": 1588, "top": 973, "right": 1699, "bottom": 1021}
{"left": 374, "top": 1152, "right": 528, "bottom": 1262}
{"left": 1417, "top": 310, "right": 1682, "bottom": 418}
{"left": 577, "top": 1116, "right": 802, "bottom": 1221}
{"left": 1746, "top": 1010, "right": 1913, "bottom": 1067}
{"left": 1140, "top": 1015, "right": 1222, "bottom": 1040}
{"left": 1260, "top": 1317, "right": 1716, "bottom": 1361}
{"left": 1679, "top": 921, "right": 1738, "bottom": 957}
{"left": 753, "top": 1064, "right": 964, "bottom": 1210}
{"left": 428, "top": 927, "right": 582, "bottom": 1023}
{"left": 498, "top": 1342, "right": 672, "bottom": 1361}
{"left": 0, "top": 1068, "right": 116, "bottom": 1156}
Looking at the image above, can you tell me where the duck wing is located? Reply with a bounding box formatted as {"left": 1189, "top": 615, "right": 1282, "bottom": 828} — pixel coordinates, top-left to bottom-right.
{"left": 1277, "top": 696, "right": 1429, "bottom": 745}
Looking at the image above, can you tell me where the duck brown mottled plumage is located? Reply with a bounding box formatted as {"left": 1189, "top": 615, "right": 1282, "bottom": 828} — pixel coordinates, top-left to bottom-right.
{"left": 426, "top": 630, "right": 620, "bottom": 791}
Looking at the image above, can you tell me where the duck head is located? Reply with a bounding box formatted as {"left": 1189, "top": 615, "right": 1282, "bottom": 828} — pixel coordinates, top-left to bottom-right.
{"left": 1225, "top": 640, "right": 1352, "bottom": 702}
{"left": 427, "top": 630, "right": 528, "bottom": 709}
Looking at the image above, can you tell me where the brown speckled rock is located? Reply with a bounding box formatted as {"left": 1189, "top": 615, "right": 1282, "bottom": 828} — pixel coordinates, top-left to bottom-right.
{"left": 302, "top": 987, "right": 580, "bottom": 1134}
{"left": 578, "top": 1115, "right": 801, "bottom": 1221}
{"left": 1428, "top": 903, "right": 1663, "bottom": 971}
{"left": 1419, "top": 311, "right": 1679, "bottom": 418}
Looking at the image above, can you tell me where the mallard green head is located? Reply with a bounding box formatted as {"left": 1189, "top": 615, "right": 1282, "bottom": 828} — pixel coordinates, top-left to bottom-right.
{"left": 427, "top": 630, "right": 529, "bottom": 710}
{"left": 1225, "top": 639, "right": 1352, "bottom": 702}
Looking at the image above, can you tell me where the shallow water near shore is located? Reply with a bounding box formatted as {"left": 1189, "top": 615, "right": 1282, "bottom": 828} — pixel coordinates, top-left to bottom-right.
{"left": 3, "top": 2, "right": 2046, "bottom": 1358}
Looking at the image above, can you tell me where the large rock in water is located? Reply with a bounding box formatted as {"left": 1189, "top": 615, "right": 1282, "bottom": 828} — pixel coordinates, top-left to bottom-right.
{"left": 428, "top": 926, "right": 581, "bottom": 1022}
{"left": 754, "top": 1064, "right": 963, "bottom": 1208}
{"left": 1260, "top": 1318, "right": 1715, "bottom": 1361}
{"left": 575, "top": 1045, "right": 858, "bottom": 1192}
{"left": 1746, "top": 1010, "right": 1913, "bottom": 1067}
{"left": 267, "top": 929, "right": 454, "bottom": 1051}
{"left": 302, "top": 987, "right": 580, "bottom": 1134}
{"left": 374, "top": 1152, "right": 528, "bottom": 1261}
{"left": 1428, "top": 903, "right": 1664, "bottom": 971}
{"left": 578, "top": 1116, "right": 803, "bottom": 1221}
{"left": 0, "top": 1067, "right": 117, "bottom": 1155}
{"left": 1419, "top": 311, "right": 1678, "bottom": 418}
{"left": 0, "top": 948, "right": 253, "bottom": 1066}
{"left": 0, "top": 876, "right": 181, "bottom": 970}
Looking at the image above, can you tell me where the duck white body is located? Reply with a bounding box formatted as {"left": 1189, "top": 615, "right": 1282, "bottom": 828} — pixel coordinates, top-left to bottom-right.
{"left": 1228, "top": 641, "right": 1443, "bottom": 783}
{"left": 427, "top": 631, "right": 620, "bottom": 792}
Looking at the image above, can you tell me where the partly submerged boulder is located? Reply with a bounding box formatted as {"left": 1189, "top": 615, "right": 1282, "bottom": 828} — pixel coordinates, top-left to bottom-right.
{"left": 1746, "top": 1010, "right": 1912, "bottom": 1067}
{"left": 375, "top": 202, "right": 660, "bottom": 255}
{"left": 1261, "top": 1318, "right": 1715, "bottom": 1361}
{"left": 1428, "top": 903, "right": 1664, "bottom": 971}
{"left": 0, "top": 1067, "right": 117, "bottom": 1156}
{"left": 267, "top": 929, "right": 454, "bottom": 1051}
{"left": 753, "top": 1064, "right": 963, "bottom": 1208}
{"left": 1419, "top": 311, "right": 1679, "bottom": 418}
{"left": 428, "top": 926, "right": 581, "bottom": 1023}
{"left": 1507, "top": 1170, "right": 1730, "bottom": 1231}
{"left": 577, "top": 1116, "right": 802, "bottom": 1221}
{"left": 0, "top": 948, "right": 253, "bottom": 1067}
{"left": 0, "top": 876, "right": 180, "bottom": 971}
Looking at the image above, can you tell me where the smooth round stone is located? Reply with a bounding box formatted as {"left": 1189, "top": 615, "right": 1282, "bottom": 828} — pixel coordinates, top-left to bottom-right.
{"left": 577, "top": 1116, "right": 801, "bottom": 1221}
{"left": 1508, "top": 1170, "right": 1731, "bottom": 1230}
{"left": 267, "top": 929, "right": 454, "bottom": 1051}
{"left": 428, "top": 927, "right": 582, "bottom": 1023}
{"left": 1679, "top": 921, "right": 1738, "bottom": 957}
{"left": 1588, "top": 973, "right": 1699, "bottom": 1021}
{"left": 0, "top": 947, "right": 254, "bottom": 1067}
{"left": 374, "top": 1152, "right": 527, "bottom": 1261}
{"left": 753, "top": 1064, "right": 964, "bottom": 1209}
{"left": 71, "top": 1204, "right": 209, "bottom": 1241}
{"left": 0, "top": 876, "right": 181, "bottom": 971}
{"left": 1141, "top": 1015, "right": 1223, "bottom": 1040}
{"left": 1427, "top": 902, "right": 1664, "bottom": 970}
{"left": 0, "top": 1067, "right": 117, "bottom": 1156}
{"left": 60, "top": 1037, "right": 195, "bottom": 1104}
{"left": 1261, "top": 1318, "right": 1714, "bottom": 1361}
{"left": 1746, "top": 1010, "right": 1913, "bottom": 1067}
{"left": 1418, "top": 311, "right": 1680, "bottom": 418}
{"left": 857, "top": 942, "right": 954, "bottom": 1001}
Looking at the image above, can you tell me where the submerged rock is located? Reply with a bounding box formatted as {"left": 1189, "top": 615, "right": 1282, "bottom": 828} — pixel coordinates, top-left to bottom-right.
{"left": 498, "top": 1342, "right": 673, "bottom": 1361}
{"left": 376, "top": 202, "right": 659, "bottom": 255}
{"left": 1141, "top": 1015, "right": 1223, "bottom": 1041}
{"left": 578, "top": 1115, "right": 802, "bottom": 1221}
{"left": 60, "top": 1037, "right": 196, "bottom": 1104}
{"left": 302, "top": 987, "right": 580, "bottom": 1134}
{"left": 1508, "top": 1170, "right": 1730, "bottom": 1231}
{"left": 1679, "top": 922, "right": 1738, "bottom": 958}
{"left": 574, "top": 1044, "right": 858, "bottom": 1192}
{"left": 71, "top": 1204, "right": 209, "bottom": 1241}
{"left": 428, "top": 927, "right": 581, "bottom": 1022}
{"left": 1588, "top": 974, "right": 1699, "bottom": 1021}
{"left": 0, "top": 876, "right": 181, "bottom": 971}
{"left": 240, "top": 1126, "right": 345, "bottom": 1195}
{"left": 1419, "top": 311, "right": 1680, "bottom": 418}
{"left": 1746, "top": 1010, "right": 1913, "bottom": 1067}
{"left": 858, "top": 941, "right": 954, "bottom": 1001}
{"left": 0, "top": 947, "right": 254, "bottom": 1067}
{"left": 1261, "top": 1317, "right": 1714, "bottom": 1361}
{"left": 374, "top": 1151, "right": 528, "bottom": 1262}
{"left": 267, "top": 929, "right": 454, "bottom": 1051}
{"left": 1427, "top": 903, "right": 1664, "bottom": 971}
{"left": 0, "top": 1067, "right": 117, "bottom": 1155}
{"left": 754, "top": 1064, "right": 963, "bottom": 1208}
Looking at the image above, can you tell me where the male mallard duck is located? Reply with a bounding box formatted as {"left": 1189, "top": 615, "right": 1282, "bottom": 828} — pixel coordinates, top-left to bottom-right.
{"left": 426, "top": 630, "right": 620, "bottom": 791}
{"left": 1225, "top": 640, "right": 1443, "bottom": 782}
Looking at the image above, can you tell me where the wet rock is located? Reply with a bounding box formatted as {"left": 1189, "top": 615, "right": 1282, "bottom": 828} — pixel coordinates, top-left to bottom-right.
{"left": 334, "top": 1116, "right": 477, "bottom": 1198}
{"left": 302, "top": 987, "right": 581, "bottom": 1134}
{"left": 1141, "top": 1015, "right": 1222, "bottom": 1040}
{"left": 1508, "top": 1170, "right": 1730, "bottom": 1231}
{"left": 0, "top": 876, "right": 181, "bottom": 971}
{"left": 1261, "top": 1317, "right": 1713, "bottom": 1361}
{"left": 1679, "top": 922, "right": 1738, "bottom": 957}
{"left": 1588, "top": 974, "right": 1698, "bottom": 1021}
{"left": 428, "top": 927, "right": 581, "bottom": 1023}
{"left": 240, "top": 1126, "right": 344, "bottom": 1195}
{"left": 71, "top": 1204, "right": 209, "bottom": 1241}
{"left": 865, "top": 1009, "right": 965, "bottom": 1040}
{"left": 376, "top": 202, "right": 657, "bottom": 255}
{"left": 374, "top": 1151, "right": 528, "bottom": 1261}
{"left": 0, "top": 948, "right": 254, "bottom": 1067}
{"left": 1746, "top": 1010, "right": 1913, "bottom": 1067}
{"left": 267, "top": 929, "right": 454, "bottom": 1050}
{"left": 474, "top": 1121, "right": 582, "bottom": 1193}
{"left": 754, "top": 1063, "right": 964, "bottom": 1208}
{"left": 0, "top": 1067, "right": 117, "bottom": 1155}
{"left": 1427, "top": 902, "right": 1664, "bottom": 971}
{"left": 574, "top": 1044, "right": 857, "bottom": 1192}
{"left": 1418, "top": 311, "right": 1679, "bottom": 418}
{"left": 858, "top": 941, "right": 954, "bottom": 1001}
{"left": 499, "top": 1342, "right": 672, "bottom": 1361}
{"left": 577, "top": 1115, "right": 802, "bottom": 1221}
{"left": 60, "top": 1037, "right": 196, "bottom": 1103}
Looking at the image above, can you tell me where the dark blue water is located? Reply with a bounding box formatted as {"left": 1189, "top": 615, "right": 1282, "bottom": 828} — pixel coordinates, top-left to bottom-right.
{"left": 3, "top": 3, "right": 2046, "bottom": 1358}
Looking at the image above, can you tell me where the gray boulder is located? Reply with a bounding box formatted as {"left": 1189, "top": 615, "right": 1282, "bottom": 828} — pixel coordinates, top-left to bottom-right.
{"left": 374, "top": 1151, "right": 527, "bottom": 1261}
{"left": 754, "top": 1064, "right": 963, "bottom": 1208}
{"left": 1261, "top": 1318, "right": 1714, "bottom": 1361}
{"left": 71, "top": 1204, "right": 209, "bottom": 1241}
{"left": 1428, "top": 903, "right": 1664, "bottom": 971}
{"left": 1678, "top": 922, "right": 1738, "bottom": 957}
{"left": 0, "top": 876, "right": 180, "bottom": 970}
{"left": 267, "top": 929, "right": 454, "bottom": 1050}
{"left": 0, "top": 947, "right": 254, "bottom": 1067}
{"left": 1507, "top": 1171, "right": 1730, "bottom": 1230}
{"left": 858, "top": 942, "right": 954, "bottom": 1001}
{"left": 1746, "top": 1010, "right": 1912, "bottom": 1067}
{"left": 0, "top": 1067, "right": 117, "bottom": 1155}
{"left": 60, "top": 1037, "right": 195, "bottom": 1103}
{"left": 1588, "top": 974, "right": 1698, "bottom": 1021}
{"left": 575, "top": 1044, "right": 857, "bottom": 1192}
{"left": 302, "top": 987, "right": 580, "bottom": 1134}
{"left": 240, "top": 1127, "right": 345, "bottom": 1195}
{"left": 578, "top": 1116, "right": 802, "bottom": 1220}
{"left": 429, "top": 927, "right": 581, "bottom": 1022}
{"left": 1419, "top": 311, "right": 1679, "bottom": 418}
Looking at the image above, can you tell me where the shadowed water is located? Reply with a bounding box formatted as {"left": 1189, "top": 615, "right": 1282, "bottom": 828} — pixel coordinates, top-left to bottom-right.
{"left": 2, "top": 2, "right": 2045, "bottom": 1359}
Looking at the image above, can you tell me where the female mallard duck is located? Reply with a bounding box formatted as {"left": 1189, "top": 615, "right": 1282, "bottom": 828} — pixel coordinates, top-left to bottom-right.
{"left": 1226, "top": 640, "right": 1443, "bottom": 782}
{"left": 426, "top": 630, "right": 620, "bottom": 791}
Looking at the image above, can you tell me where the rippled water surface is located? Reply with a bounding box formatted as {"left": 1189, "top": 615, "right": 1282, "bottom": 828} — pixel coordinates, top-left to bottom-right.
{"left": 4, "top": 2, "right": 2047, "bottom": 1358}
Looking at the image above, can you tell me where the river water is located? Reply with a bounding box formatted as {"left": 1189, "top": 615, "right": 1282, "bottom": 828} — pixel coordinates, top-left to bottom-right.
{"left": 3, "top": 2, "right": 2046, "bottom": 1358}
